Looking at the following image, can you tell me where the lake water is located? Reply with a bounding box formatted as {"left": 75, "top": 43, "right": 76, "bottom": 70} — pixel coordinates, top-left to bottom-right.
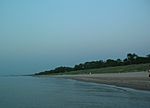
{"left": 0, "top": 76, "right": 150, "bottom": 108}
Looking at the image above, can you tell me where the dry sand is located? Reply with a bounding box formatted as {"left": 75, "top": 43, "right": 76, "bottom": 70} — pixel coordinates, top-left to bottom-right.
{"left": 58, "top": 71, "right": 150, "bottom": 91}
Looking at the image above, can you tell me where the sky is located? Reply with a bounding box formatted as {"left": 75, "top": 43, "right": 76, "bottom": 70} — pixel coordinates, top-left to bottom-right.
{"left": 0, "top": 0, "right": 150, "bottom": 75}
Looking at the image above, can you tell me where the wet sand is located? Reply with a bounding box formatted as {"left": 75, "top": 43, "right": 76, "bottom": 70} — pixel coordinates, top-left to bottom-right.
{"left": 58, "top": 72, "right": 150, "bottom": 91}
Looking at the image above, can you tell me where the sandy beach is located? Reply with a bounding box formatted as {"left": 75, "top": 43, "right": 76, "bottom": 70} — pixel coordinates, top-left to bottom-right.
{"left": 58, "top": 71, "right": 150, "bottom": 91}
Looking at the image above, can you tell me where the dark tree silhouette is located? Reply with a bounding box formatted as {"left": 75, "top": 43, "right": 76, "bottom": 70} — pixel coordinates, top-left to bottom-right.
{"left": 35, "top": 53, "right": 150, "bottom": 75}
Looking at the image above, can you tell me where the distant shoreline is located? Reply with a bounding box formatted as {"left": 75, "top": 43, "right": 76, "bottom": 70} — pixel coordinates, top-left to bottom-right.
{"left": 55, "top": 71, "right": 150, "bottom": 91}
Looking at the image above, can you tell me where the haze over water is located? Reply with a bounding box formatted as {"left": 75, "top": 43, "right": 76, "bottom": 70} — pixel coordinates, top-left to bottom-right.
{"left": 0, "top": 0, "right": 150, "bottom": 75}
{"left": 1, "top": 1, "right": 150, "bottom": 107}
{"left": 0, "top": 76, "right": 150, "bottom": 108}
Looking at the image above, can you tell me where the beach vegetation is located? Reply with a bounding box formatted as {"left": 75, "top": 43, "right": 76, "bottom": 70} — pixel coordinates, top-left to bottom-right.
{"left": 35, "top": 53, "right": 150, "bottom": 75}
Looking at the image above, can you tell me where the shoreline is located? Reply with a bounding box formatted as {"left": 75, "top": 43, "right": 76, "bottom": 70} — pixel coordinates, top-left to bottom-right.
{"left": 56, "top": 71, "right": 150, "bottom": 91}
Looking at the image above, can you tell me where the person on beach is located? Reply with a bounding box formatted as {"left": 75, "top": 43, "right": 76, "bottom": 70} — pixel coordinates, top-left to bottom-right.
{"left": 148, "top": 65, "right": 150, "bottom": 77}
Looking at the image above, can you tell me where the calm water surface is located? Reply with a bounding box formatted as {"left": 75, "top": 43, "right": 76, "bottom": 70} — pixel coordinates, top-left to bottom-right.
{"left": 0, "top": 76, "right": 150, "bottom": 108}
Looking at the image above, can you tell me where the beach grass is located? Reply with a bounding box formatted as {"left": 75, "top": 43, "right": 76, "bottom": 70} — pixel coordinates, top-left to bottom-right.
{"left": 58, "top": 63, "right": 150, "bottom": 75}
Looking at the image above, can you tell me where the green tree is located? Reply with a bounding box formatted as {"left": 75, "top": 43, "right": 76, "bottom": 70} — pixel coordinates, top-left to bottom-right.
{"left": 127, "top": 53, "right": 138, "bottom": 64}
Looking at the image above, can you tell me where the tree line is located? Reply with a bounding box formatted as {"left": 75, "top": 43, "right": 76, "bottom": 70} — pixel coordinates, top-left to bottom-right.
{"left": 35, "top": 53, "right": 150, "bottom": 75}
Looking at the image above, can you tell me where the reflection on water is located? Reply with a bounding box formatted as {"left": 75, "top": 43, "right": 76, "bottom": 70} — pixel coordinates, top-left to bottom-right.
{"left": 0, "top": 76, "right": 150, "bottom": 108}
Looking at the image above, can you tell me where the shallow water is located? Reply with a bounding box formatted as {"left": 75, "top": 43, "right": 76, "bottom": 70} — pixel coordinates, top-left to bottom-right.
{"left": 0, "top": 76, "right": 150, "bottom": 108}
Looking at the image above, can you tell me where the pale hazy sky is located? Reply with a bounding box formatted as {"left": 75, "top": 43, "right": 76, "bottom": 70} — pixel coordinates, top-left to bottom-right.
{"left": 0, "top": 0, "right": 150, "bottom": 75}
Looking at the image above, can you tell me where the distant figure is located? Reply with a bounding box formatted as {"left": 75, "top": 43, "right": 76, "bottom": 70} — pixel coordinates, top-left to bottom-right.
{"left": 148, "top": 65, "right": 150, "bottom": 77}
{"left": 89, "top": 72, "right": 92, "bottom": 75}
{"left": 148, "top": 69, "right": 150, "bottom": 77}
